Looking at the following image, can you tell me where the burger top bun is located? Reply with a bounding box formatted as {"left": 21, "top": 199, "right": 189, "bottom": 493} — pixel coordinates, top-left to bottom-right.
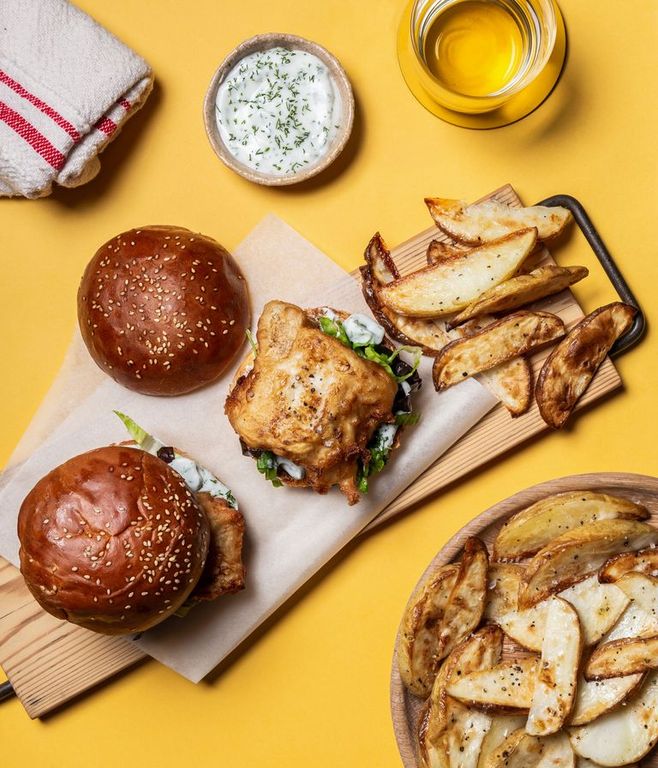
{"left": 78, "top": 226, "right": 250, "bottom": 396}
{"left": 18, "top": 445, "right": 210, "bottom": 635}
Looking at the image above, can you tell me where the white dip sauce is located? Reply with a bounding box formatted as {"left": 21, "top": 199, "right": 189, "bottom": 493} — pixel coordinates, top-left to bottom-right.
{"left": 216, "top": 46, "right": 342, "bottom": 176}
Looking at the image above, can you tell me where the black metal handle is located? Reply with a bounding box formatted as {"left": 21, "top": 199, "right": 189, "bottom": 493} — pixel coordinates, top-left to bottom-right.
{"left": 0, "top": 680, "right": 15, "bottom": 703}
{"left": 537, "top": 194, "right": 646, "bottom": 356}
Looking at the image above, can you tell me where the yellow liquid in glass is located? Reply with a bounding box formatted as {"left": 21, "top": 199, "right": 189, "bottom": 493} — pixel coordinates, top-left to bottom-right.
{"left": 423, "top": 1, "right": 524, "bottom": 97}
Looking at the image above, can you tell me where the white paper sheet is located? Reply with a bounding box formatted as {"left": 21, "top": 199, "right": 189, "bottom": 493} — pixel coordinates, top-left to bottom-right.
{"left": 0, "top": 215, "right": 496, "bottom": 682}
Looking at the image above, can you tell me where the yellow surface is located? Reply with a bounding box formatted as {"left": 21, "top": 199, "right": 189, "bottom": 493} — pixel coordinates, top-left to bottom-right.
{"left": 421, "top": 0, "right": 524, "bottom": 96}
{"left": 0, "top": 1, "right": 656, "bottom": 765}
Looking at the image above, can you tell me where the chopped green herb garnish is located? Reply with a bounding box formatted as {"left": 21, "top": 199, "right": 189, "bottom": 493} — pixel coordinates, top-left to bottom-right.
{"left": 256, "top": 451, "right": 282, "bottom": 487}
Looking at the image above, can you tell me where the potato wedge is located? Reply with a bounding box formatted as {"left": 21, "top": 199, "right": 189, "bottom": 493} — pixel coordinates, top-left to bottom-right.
{"left": 536, "top": 302, "right": 637, "bottom": 429}
{"left": 527, "top": 598, "right": 581, "bottom": 735}
{"left": 614, "top": 572, "right": 658, "bottom": 620}
{"left": 425, "top": 198, "right": 572, "bottom": 244}
{"left": 436, "top": 537, "right": 489, "bottom": 660}
{"left": 452, "top": 316, "right": 532, "bottom": 416}
{"left": 518, "top": 520, "right": 658, "bottom": 609}
{"left": 427, "top": 239, "right": 467, "bottom": 266}
{"left": 576, "top": 760, "right": 637, "bottom": 768}
{"left": 599, "top": 546, "right": 658, "bottom": 583}
{"left": 421, "top": 626, "right": 503, "bottom": 768}
{"left": 484, "top": 563, "right": 523, "bottom": 622}
{"left": 363, "top": 231, "right": 401, "bottom": 283}
{"left": 476, "top": 357, "right": 532, "bottom": 416}
{"left": 497, "top": 575, "right": 628, "bottom": 651}
{"left": 447, "top": 657, "right": 538, "bottom": 711}
{"left": 361, "top": 234, "right": 451, "bottom": 354}
{"left": 480, "top": 728, "right": 545, "bottom": 768}
{"left": 586, "top": 635, "right": 658, "bottom": 680}
{"left": 569, "top": 673, "right": 644, "bottom": 726}
{"left": 378, "top": 228, "right": 538, "bottom": 317}
{"left": 398, "top": 564, "right": 460, "bottom": 696}
{"left": 361, "top": 265, "right": 450, "bottom": 354}
{"left": 603, "top": 602, "right": 658, "bottom": 643}
{"left": 539, "top": 732, "right": 576, "bottom": 768}
{"left": 476, "top": 715, "right": 527, "bottom": 768}
{"left": 569, "top": 670, "right": 658, "bottom": 766}
{"left": 494, "top": 491, "right": 649, "bottom": 562}
{"left": 449, "top": 265, "right": 589, "bottom": 328}
{"left": 432, "top": 311, "right": 565, "bottom": 391}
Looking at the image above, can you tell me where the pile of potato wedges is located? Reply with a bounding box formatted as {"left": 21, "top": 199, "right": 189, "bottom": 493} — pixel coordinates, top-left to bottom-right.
{"left": 398, "top": 490, "right": 658, "bottom": 767}
{"left": 361, "top": 198, "right": 636, "bottom": 427}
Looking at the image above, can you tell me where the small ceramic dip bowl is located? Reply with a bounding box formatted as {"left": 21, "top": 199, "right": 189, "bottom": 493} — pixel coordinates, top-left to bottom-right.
{"left": 204, "top": 33, "right": 355, "bottom": 186}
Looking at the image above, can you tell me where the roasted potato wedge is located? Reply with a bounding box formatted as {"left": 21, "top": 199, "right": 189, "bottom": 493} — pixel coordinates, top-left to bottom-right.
{"left": 518, "top": 520, "right": 658, "bottom": 609}
{"left": 527, "top": 598, "right": 581, "bottom": 736}
{"left": 398, "top": 564, "right": 460, "bottom": 696}
{"left": 436, "top": 537, "right": 489, "bottom": 661}
{"left": 614, "top": 572, "right": 658, "bottom": 620}
{"left": 536, "top": 302, "right": 637, "bottom": 429}
{"left": 586, "top": 635, "right": 658, "bottom": 680}
{"left": 425, "top": 198, "right": 572, "bottom": 244}
{"left": 361, "top": 234, "right": 452, "bottom": 354}
{"left": 569, "top": 673, "right": 644, "bottom": 726}
{"left": 569, "top": 670, "right": 658, "bottom": 766}
{"left": 421, "top": 627, "right": 504, "bottom": 768}
{"left": 497, "top": 575, "right": 628, "bottom": 651}
{"left": 448, "top": 265, "right": 589, "bottom": 328}
{"left": 427, "top": 238, "right": 467, "bottom": 266}
{"left": 363, "top": 231, "right": 401, "bottom": 283}
{"left": 476, "top": 715, "right": 526, "bottom": 768}
{"left": 599, "top": 546, "right": 658, "bottom": 583}
{"left": 446, "top": 657, "right": 538, "bottom": 711}
{"left": 603, "top": 602, "right": 658, "bottom": 643}
{"left": 484, "top": 563, "right": 523, "bottom": 622}
{"left": 493, "top": 491, "right": 649, "bottom": 562}
{"left": 452, "top": 316, "right": 532, "bottom": 416}
{"left": 378, "top": 228, "right": 537, "bottom": 317}
{"left": 480, "top": 728, "right": 547, "bottom": 768}
{"left": 432, "top": 311, "right": 565, "bottom": 391}
{"left": 540, "top": 732, "right": 576, "bottom": 767}
{"left": 476, "top": 357, "right": 532, "bottom": 416}
{"left": 361, "top": 265, "right": 450, "bottom": 354}
{"left": 576, "top": 759, "right": 636, "bottom": 768}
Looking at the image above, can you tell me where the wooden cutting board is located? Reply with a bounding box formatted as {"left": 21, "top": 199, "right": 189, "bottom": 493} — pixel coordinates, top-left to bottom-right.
{"left": 391, "top": 472, "right": 658, "bottom": 768}
{"left": 0, "top": 185, "right": 623, "bottom": 718}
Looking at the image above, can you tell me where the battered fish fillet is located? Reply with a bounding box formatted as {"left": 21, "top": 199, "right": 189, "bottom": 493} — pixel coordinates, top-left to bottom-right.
{"left": 225, "top": 301, "right": 398, "bottom": 504}
{"left": 189, "top": 493, "right": 246, "bottom": 602}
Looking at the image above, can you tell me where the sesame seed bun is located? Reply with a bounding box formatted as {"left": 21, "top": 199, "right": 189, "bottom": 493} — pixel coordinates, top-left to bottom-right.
{"left": 77, "top": 226, "right": 250, "bottom": 396}
{"left": 17, "top": 445, "right": 210, "bottom": 635}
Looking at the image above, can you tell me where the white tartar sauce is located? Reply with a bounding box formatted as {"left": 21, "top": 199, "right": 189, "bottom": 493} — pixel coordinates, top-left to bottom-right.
{"left": 216, "top": 47, "right": 342, "bottom": 176}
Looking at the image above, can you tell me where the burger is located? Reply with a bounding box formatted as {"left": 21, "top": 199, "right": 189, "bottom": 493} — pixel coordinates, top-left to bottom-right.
{"left": 225, "top": 300, "right": 421, "bottom": 505}
{"left": 17, "top": 414, "right": 245, "bottom": 635}
{"left": 77, "top": 225, "right": 250, "bottom": 396}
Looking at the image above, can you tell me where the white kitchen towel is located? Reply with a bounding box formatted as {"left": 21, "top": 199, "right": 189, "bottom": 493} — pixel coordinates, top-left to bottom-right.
{"left": 0, "top": 0, "right": 153, "bottom": 198}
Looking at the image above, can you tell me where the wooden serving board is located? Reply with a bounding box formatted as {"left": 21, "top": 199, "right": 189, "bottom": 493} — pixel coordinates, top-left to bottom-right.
{"left": 0, "top": 185, "right": 623, "bottom": 718}
{"left": 391, "top": 472, "right": 658, "bottom": 768}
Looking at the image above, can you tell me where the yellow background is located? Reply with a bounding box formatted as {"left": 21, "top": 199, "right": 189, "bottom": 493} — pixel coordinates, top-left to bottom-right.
{"left": 1, "top": 1, "right": 657, "bottom": 765}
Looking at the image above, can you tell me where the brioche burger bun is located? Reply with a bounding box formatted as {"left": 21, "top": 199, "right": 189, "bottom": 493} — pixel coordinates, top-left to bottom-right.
{"left": 77, "top": 226, "right": 250, "bottom": 396}
{"left": 17, "top": 442, "right": 245, "bottom": 635}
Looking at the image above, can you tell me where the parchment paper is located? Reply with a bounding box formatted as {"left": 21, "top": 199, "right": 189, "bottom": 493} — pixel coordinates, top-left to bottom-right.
{"left": 0, "top": 215, "right": 496, "bottom": 682}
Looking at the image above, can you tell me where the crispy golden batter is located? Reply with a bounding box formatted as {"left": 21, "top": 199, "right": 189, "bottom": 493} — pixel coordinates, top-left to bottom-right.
{"left": 225, "top": 301, "right": 397, "bottom": 504}
{"left": 190, "top": 493, "right": 246, "bottom": 602}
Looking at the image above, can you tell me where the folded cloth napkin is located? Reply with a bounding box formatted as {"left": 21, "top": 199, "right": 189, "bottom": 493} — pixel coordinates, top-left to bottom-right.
{"left": 0, "top": 0, "right": 153, "bottom": 198}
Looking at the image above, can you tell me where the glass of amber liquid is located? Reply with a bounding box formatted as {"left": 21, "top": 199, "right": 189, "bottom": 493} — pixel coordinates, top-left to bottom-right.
{"left": 404, "top": 0, "right": 559, "bottom": 114}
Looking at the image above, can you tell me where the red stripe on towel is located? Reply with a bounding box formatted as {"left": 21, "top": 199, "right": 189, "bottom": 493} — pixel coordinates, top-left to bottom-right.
{"left": 0, "top": 100, "right": 66, "bottom": 169}
{"left": 119, "top": 98, "right": 131, "bottom": 110}
{"left": 95, "top": 116, "right": 116, "bottom": 135}
{"left": 0, "top": 70, "right": 80, "bottom": 141}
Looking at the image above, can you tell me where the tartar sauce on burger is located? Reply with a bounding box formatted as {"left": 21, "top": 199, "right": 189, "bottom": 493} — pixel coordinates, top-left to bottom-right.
{"left": 216, "top": 47, "right": 342, "bottom": 177}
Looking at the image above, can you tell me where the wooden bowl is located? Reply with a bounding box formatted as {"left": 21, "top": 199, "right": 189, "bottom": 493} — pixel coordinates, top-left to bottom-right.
{"left": 390, "top": 472, "right": 658, "bottom": 768}
{"left": 203, "top": 33, "right": 355, "bottom": 186}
